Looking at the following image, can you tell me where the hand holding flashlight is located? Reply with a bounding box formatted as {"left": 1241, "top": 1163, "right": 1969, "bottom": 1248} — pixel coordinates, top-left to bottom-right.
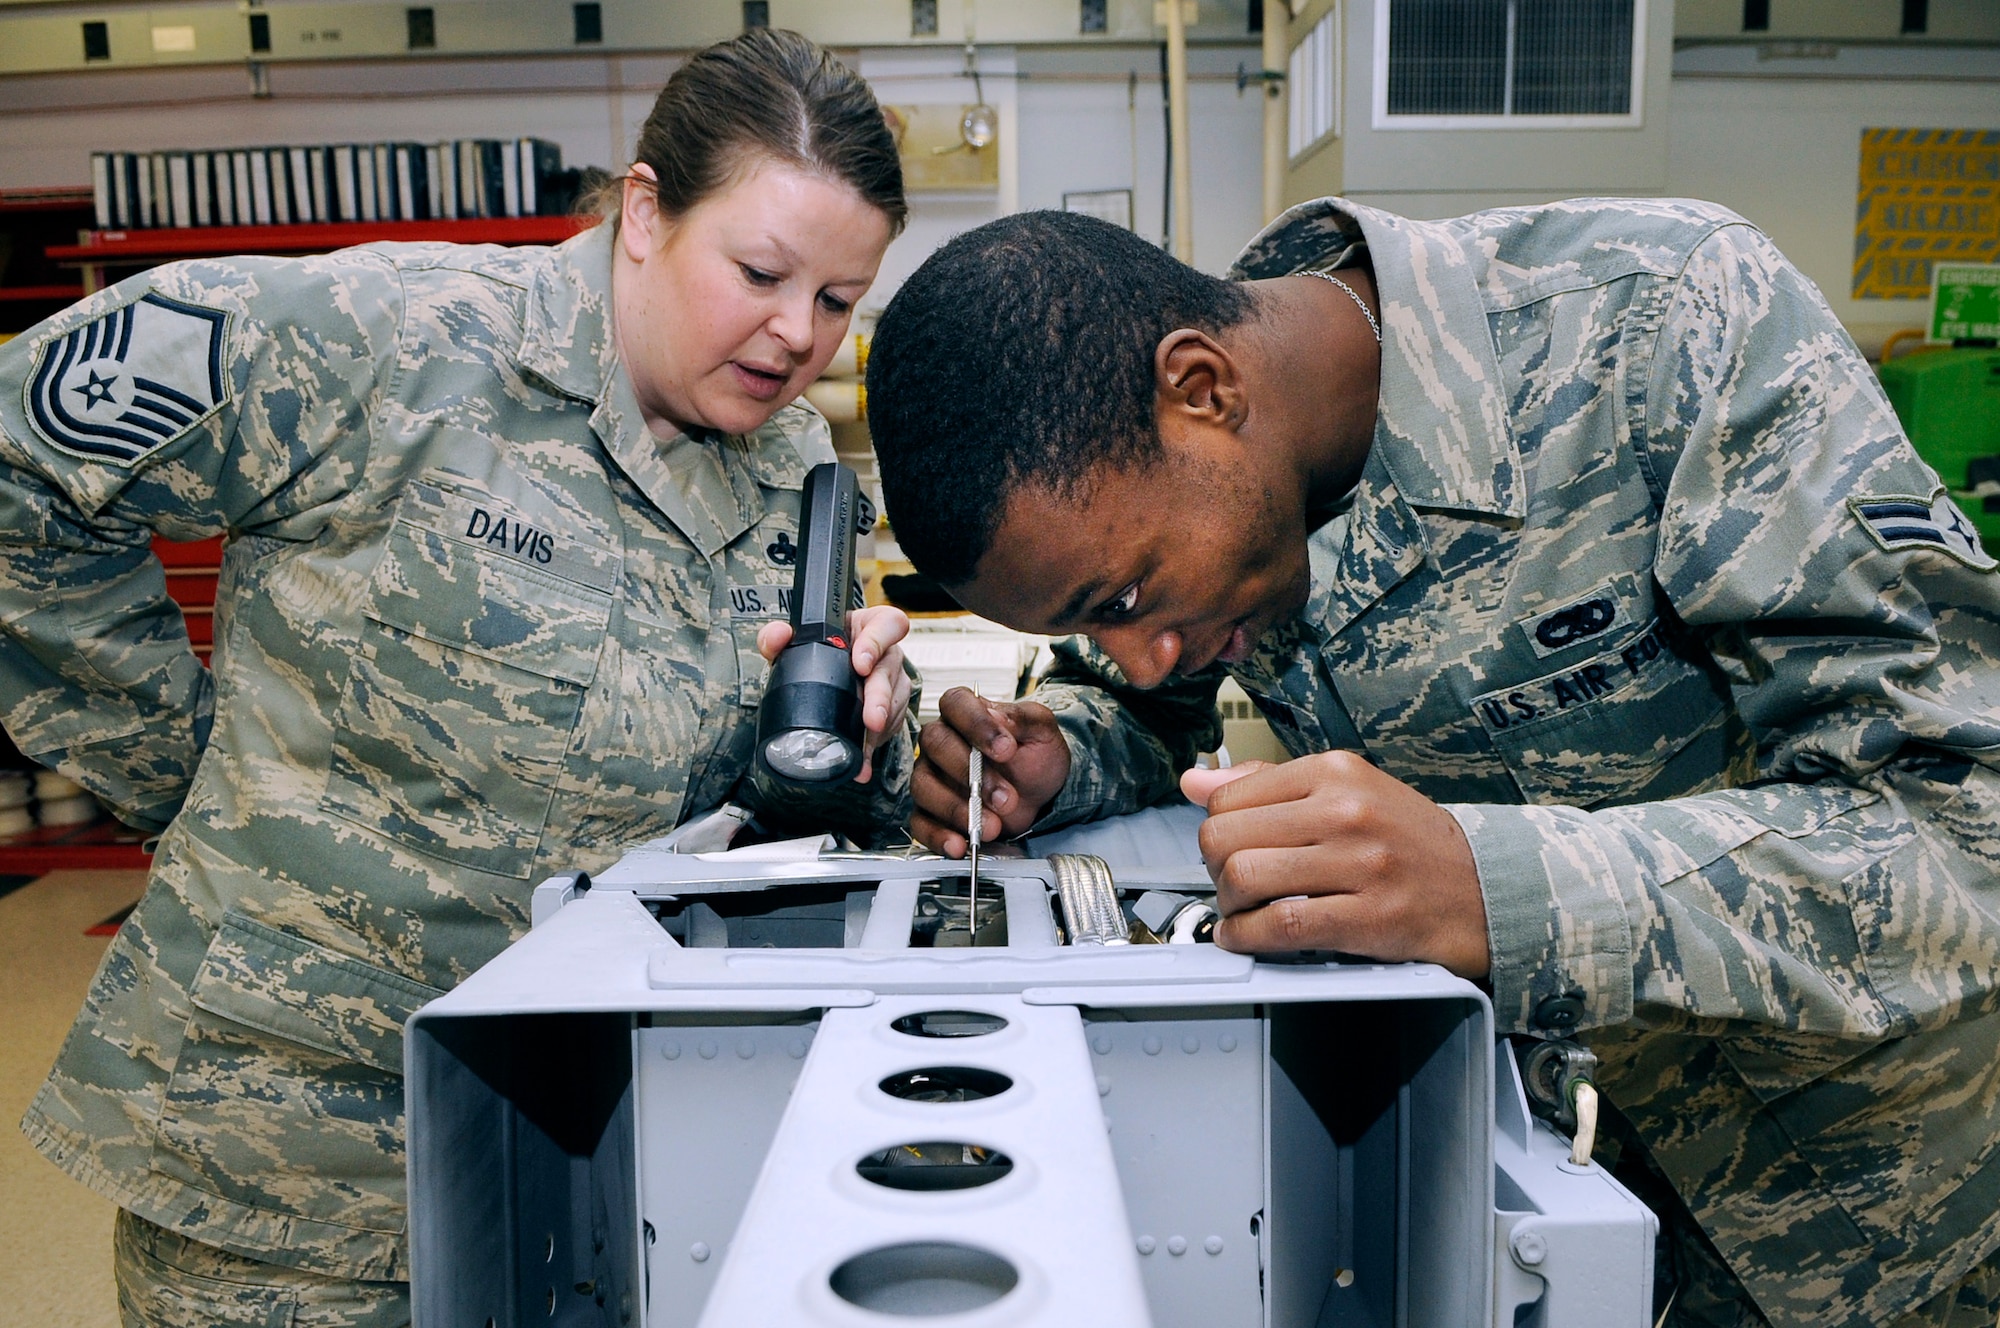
{"left": 754, "top": 463, "right": 912, "bottom": 784}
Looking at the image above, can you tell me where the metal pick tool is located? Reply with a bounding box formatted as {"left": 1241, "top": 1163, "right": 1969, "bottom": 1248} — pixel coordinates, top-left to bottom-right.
{"left": 966, "top": 748, "right": 983, "bottom": 932}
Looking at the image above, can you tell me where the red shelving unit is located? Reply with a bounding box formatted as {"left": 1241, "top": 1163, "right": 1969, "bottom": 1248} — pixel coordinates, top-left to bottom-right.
{"left": 0, "top": 821, "right": 152, "bottom": 874}
{"left": 0, "top": 186, "right": 95, "bottom": 333}
{"left": 0, "top": 284, "right": 86, "bottom": 302}
{"left": 49, "top": 215, "right": 592, "bottom": 292}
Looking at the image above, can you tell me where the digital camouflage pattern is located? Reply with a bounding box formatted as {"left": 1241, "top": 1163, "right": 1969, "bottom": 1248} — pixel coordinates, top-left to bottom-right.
{"left": 115, "top": 1209, "right": 409, "bottom": 1328}
{"left": 1030, "top": 198, "right": 2000, "bottom": 1326}
{"left": 3, "top": 221, "right": 913, "bottom": 1281}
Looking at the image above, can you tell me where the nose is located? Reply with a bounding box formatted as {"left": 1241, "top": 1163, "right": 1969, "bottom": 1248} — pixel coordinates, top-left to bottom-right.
{"left": 1095, "top": 626, "right": 1182, "bottom": 690}
{"left": 768, "top": 292, "right": 815, "bottom": 357}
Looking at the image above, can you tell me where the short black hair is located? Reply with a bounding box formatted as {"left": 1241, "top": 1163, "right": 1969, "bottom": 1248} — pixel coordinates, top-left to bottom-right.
{"left": 867, "top": 210, "right": 1253, "bottom": 585}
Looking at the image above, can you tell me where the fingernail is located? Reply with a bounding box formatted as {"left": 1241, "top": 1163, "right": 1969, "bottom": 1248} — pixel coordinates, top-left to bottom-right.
{"left": 992, "top": 734, "right": 1017, "bottom": 759}
{"left": 855, "top": 650, "right": 873, "bottom": 670}
{"left": 991, "top": 786, "right": 1011, "bottom": 810}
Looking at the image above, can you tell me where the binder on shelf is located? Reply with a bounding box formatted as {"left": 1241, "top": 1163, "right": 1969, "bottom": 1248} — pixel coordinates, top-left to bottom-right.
{"left": 307, "top": 146, "right": 332, "bottom": 224}
{"left": 166, "top": 153, "right": 193, "bottom": 229}
{"left": 191, "top": 152, "right": 213, "bottom": 227}
{"left": 428, "top": 144, "right": 457, "bottom": 220}
{"left": 268, "top": 148, "right": 294, "bottom": 225}
{"left": 134, "top": 155, "right": 155, "bottom": 230}
{"left": 213, "top": 151, "right": 236, "bottom": 227}
{"left": 149, "top": 154, "right": 170, "bottom": 228}
{"left": 333, "top": 145, "right": 358, "bottom": 224}
{"left": 518, "top": 138, "right": 562, "bottom": 216}
{"left": 357, "top": 146, "right": 379, "bottom": 222}
{"left": 231, "top": 154, "right": 254, "bottom": 228}
{"left": 500, "top": 140, "right": 521, "bottom": 219}
{"left": 104, "top": 154, "right": 125, "bottom": 228}
{"left": 393, "top": 143, "right": 429, "bottom": 222}
{"left": 372, "top": 144, "right": 396, "bottom": 222}
{"left": 287, "top": 147, "right": 313, "bottom": 224}
{"left": 456, "top": 140, "right": 478, "bottom": 218}
{"left": 90, "top": 152, "right": 112, "bottom": 229}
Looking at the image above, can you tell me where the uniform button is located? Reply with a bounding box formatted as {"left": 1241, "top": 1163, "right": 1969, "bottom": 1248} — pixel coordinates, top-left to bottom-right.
{"left": 1534, "top": 992, "right": 1585, "bottom": 1032}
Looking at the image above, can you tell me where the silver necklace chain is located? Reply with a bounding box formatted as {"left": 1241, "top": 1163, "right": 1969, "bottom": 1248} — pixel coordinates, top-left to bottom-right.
{"left": 1306, "top": 268, "right": 1382, "bottom": 345}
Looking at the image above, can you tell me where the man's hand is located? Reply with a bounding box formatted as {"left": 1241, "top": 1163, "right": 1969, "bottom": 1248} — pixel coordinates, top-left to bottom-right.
{"left": 757, "top": 605, "right": 913, "bottom": 784}
{"left": 1181, "top": 752, "right": 1490, "bottom": 979}
{"left": 911, "top": 687, "right": 1072, "bottom": 856}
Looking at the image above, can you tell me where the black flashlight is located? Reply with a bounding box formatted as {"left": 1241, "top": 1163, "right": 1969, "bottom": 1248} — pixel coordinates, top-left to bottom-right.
{"left": 756, "top": 462, "right": 868, "bottom": 783}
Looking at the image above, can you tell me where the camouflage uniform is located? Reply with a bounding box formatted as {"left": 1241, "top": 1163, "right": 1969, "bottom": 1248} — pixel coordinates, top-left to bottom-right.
{"left": 1031, "top": 198, "right": 2000, "bottom": 1326}
{"left": 2, "top": 222, "right": 913, "bottom": 1291}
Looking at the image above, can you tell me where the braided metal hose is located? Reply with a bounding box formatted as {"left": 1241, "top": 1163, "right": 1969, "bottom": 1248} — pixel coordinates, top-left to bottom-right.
{"left": 1047, "top": 854, "right": 1130, "bottom": 946}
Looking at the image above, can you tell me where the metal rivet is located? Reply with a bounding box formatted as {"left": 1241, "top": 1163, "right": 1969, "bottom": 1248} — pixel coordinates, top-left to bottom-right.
{"left": 736, "top": 1040, "right": 756, "bottom": 1059}
{"left": 1142, "top": 1035, "right": 1162, "bottom": 1056}
{"left": 1512, "top": 1230, "right": 1548, "bottom": 1267}
{"left": 1097, "top": 1075, "right": 1112, "bottom": 1097}
{"left": 661, "top": 1041, "right": 681, "bottom": 1060}
{"left": 1182, "top": 1035, "right": 1200, "bottom": 1054}
{"left": 1136, "top": 1235, "right": 1156, "bottom": 1255}
{"left": 1167, "top": 1235, "right": 1187, "bottom": 1256}
{"left": 698, "top": 1040, "right": 719, "bottom": 1060}
{"left": 1218, "top": 1033, "right": 1238, "bottom": 1052}
{"left": 789, "top": 1040, "right": 809, "bottom": 1059}
{"left": 1335, "top": 1268, "right": 1355, "bottom": 1288}
{"left": 690, "top": 1242, "right": 710, "bottom": 1263}
{"left": 1205, "top": 1235, "right": 1224, "bottom": 1255}
{"left": 1093, "top": 1034, "right": 1113, "bottom": 1055}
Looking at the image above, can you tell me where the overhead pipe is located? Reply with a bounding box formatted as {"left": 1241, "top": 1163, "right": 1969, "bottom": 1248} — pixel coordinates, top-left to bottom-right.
{"left": 1263, "top": 0, "right": 1287, "bottom": 223}
{"left": 1164, "top": 0, "right": 1193, "bottom": 264}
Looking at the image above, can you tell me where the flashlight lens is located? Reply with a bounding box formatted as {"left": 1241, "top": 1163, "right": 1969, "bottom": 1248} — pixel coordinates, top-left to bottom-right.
{"left": 763, "top": 728, "right": 859, "bottom": 781}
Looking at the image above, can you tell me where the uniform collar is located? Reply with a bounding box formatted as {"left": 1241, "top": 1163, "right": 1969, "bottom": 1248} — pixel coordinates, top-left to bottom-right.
{"left": 517, "top": 220, "right": 770, "bottom": 558}
{"left": 1233, "top": 198, "right": 1523, "bottom": 638}
{"left": 1233, "top": 197, "right": 1524, "bottom": 521}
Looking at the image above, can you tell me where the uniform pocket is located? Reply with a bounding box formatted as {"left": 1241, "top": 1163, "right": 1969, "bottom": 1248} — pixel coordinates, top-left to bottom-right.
{"left": 322, "top": 483, "right": 615, "bottom": 878}
{"left": 150, "top": 913, "right": 446, "bottom": 1237}
{"left": 1471, "top": 619, "right": 1737, "bottom": 807}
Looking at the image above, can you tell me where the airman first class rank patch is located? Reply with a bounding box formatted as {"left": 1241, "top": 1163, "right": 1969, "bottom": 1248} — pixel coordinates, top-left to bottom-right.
{"left": 26, "top": 291, "right": 230, "bottom": 466}
{"left": 1851, "top": 492, "right": 1996, "bottom": 571}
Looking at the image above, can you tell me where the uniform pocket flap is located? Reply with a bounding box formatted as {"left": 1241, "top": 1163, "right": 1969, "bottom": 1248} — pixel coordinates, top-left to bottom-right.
{"left": 365, "top": 479, "right": 617, "bottom": 687}
{"left": 188, "top": 913, "right": 448, "bottom": 1075}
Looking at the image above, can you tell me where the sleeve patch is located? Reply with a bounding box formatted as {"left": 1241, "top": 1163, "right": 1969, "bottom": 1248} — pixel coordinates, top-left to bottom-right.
{"left": 25, "top": 291, "right": 230, "bottom": 467}
{"left": 1850, "top": 492, "right": 1996, "bottom": 571}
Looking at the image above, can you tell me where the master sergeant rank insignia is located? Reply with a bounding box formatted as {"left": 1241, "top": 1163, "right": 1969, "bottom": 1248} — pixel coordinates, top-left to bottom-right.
{"left": 26, "top": 290, "right": 230, "bottom": 467}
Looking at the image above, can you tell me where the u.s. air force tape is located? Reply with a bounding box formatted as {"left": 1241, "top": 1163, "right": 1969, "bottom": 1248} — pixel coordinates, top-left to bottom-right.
{"left": 26, "top": 291, "right": 231, "bottom": 467}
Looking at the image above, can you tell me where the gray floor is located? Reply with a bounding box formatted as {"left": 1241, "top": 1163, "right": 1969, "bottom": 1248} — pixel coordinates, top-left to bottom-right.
{"left": 1, "top": 869, "right": 149, "bottom": 1328}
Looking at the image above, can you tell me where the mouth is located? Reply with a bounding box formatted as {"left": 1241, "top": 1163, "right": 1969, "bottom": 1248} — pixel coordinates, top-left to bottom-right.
{"left": 730, "top": 360, "right": 791, "bottom": 402}
{"left": 1217, "top": 618, "right": 1259, "bottom": 665}
{"left": 1178, "top": 617, "right": 1258, "bottom": 677}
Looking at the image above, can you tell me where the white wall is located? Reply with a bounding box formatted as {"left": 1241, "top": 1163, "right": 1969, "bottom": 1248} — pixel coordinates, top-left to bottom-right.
{"left": 1337, "top": 0, "right": 1678, "bottom": 207}
{"left": 0, "top": 40, "right": 1267, "bottom": 317}
{"left": 1012, "top": 46, "right": 1267, "bottom": 278}
{"left": 1665, "top": 69, "right": 2000, "bottom": 354}
{"left": 0, "top": 56, "right": 670, "bottom": 196}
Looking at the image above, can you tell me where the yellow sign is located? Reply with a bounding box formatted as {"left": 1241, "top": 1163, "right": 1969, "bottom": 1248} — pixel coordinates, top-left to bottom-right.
{"left": 1853, "top": 128, "right": 2000, "bottom": 301}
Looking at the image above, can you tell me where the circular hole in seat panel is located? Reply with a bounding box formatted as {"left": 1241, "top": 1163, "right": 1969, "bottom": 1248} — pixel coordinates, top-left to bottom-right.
{"left": 891, "top": 1009, "right": 1009, "bottom": 1039}
{"left": 829, "top": 1241, "right": 1019, "bottom": 1316}
{"left": 856, "top": 1141, "right": 1015, "bottom": 1191}
{"left": 879, "top": 1066, "right": 1013, "bottom": 1103}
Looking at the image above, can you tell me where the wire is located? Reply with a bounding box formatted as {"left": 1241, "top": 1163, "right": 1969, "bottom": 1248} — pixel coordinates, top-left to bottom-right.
{"left": 1570, "top": 1080, "right": 1598, "bottom": 1167}
{"left": 1158, "top": 43, "right": 1172, "bottom": 250}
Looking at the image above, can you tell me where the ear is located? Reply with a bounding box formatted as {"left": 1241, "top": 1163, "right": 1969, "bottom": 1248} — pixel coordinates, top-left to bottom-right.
{"left": 1154, "top": 328, "right": 1246, "bottom": 431}
{"left": 619, "top": 163, "right": 663, "bottom": 265}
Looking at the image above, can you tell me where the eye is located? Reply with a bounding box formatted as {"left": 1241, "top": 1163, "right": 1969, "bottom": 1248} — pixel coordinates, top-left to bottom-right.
{"left": 739, "top": 264, "right": 781, "bottom": 288}
{"left": 818, "top": 292, "right": 853, "bottom": 316}
{"left": 1098, "top": 583, "right": 1141, "bottom": 622}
